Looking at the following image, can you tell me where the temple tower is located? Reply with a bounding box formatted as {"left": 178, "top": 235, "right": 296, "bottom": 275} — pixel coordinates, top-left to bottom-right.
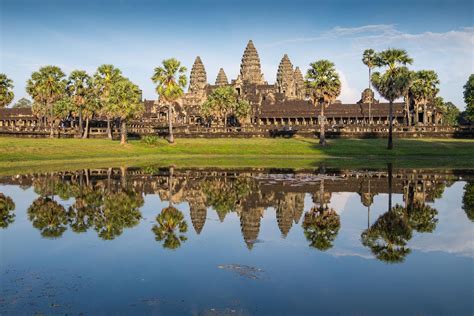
{"left": 240, "top": 40, "right": 265, "bottom": 85}
{"left": 215, "top": 68, "right": 228, "bottom": 86}
{"left": 276, "top": 54, "right": 296, "bottom": 98}
{"left": 294, "top": 67, "right": 306, "bottom": 99}
{"left": 189, "top": 56, "right": 207, "bottom": 93}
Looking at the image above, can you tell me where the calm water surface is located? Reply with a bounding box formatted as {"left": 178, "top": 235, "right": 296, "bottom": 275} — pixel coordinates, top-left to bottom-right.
{"left": 0, "top": 166, "right": 473, "bottom": 315}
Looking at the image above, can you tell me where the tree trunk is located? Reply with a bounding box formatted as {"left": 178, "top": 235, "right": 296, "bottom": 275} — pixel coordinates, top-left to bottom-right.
{"left": 107, "top": 119, "right": 113, "bottom": 140}
{"left": 388, "top": 163, "right": 393, "bottom": 212}
{"left": 120, "top": 119, "right": 127, "bottom": 145}
{"left": 319, "top": 102, "right": 326, "bottom": 146}
{"left": 405, "top": 95, "right": 411, "bottom": 126}
{"left": 168, "top": 104, "right": 174, "bottom": 143}
{"left": 423, "top": 102, "right": 427, "bottom": 125}
{"left": 224, "top": 112, "right": 227, "bottom": 132}
{"left": 83, "top": 117, "right": 89, "bottom": 138}
{"left": 49, "top": 102, "right": 54, "bottom": 138}
{"left": 388, "top": 101, "right": 393, "bottom": 150}
{"left": 415, "top": 104, "right": 419, "bottom": 125}
{"left": 78, "top": 108, "right": 83, "bottom": 137}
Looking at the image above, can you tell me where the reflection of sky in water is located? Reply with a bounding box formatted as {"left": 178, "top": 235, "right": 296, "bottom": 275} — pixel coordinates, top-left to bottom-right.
{"left": 0, "top": 173, "right": 473, "bottom": 315}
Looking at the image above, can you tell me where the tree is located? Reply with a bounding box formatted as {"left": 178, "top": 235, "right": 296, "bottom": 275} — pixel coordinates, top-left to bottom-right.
{"left": 362, "top": 49, "right": 376, "bottom": 122}
{"left": 462, "top": 74, "right": 474, "bottom": 123}
{"left": 0, "top": 193, "right": 15, "bottom": 229}
{"left": 152, "top": 206, "right": 188, "bottom": 250}
{"left": 409, "top": 70, "right": 440, "bottom": 124}
{"left": 93, "top": 65, "right": 123, "bottom": 139}
{"left": 201, "top": 86, "right": 251, "bottom": 129}
{"left": 0, "top": 73, "right": 14, "bottom": 108}
{"left": 108, "top": 78, "right": 144, "bottom": 144}
{"left": 151, "top": 58, "right": 187, "bottom": 143}
{"left": 306, "top": 60, "right": 341, "bottom": 146}
{"left": 435, "top": 97, "right": 460, "bottom": 126}
{"left": 26, "top": 66, "right": 67, "bottom": 137}
{"left": 27, "top": 197, "right": 68, "bottom": 239}
{"left": 67, "top": 70, "right": 92, "bottom": 137}
{"left": 371, "top": 49, "right": 413, "bottom": 149}
{"left": 302, "top": 206, "right": 340, "bottom": 251}
{"left": 12, "top": 97, "right": 32, "bottom": 109}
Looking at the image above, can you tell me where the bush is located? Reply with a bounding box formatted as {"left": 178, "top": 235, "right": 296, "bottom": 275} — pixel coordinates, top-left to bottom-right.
{"left": 141, "top": 135, "right": 161, "bottom": 146}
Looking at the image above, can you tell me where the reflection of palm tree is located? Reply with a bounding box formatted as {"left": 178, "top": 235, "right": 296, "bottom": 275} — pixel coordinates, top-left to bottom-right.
{"left": 0, "top": 193, "right": 15, "bottom": 229}
{"left": 93, "top": 190, "right": 143, "bottom": 240}
{"left": 67, "top": 186, "right": 102, "bottom": 233}
{"left": 407, "top": 203, "right": 438, "bottom": 233}
{"left": 462, "top": 181, "right": 473, "bottom": 222}
{"left": 361, "top": 206, "right": 412, "bottom": 263}
{"left": 152, "top": 206, "right": 188, "bottom": 250}
{"left": 27, "top": 197, "right": 68, "bottom": 239}
{"left": 302, "top": 206, "right": 341, "bottom": 251}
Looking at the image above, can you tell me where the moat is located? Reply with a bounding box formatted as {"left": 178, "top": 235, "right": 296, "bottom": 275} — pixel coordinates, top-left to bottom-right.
{"left": 0, "top": 166, "right": 473, "bottom": 315}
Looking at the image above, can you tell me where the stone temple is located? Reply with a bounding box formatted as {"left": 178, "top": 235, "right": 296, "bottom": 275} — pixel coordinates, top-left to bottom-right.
{"left": 0, "top": 40, "right": 458, "bottom": 137}
{"left": 142, "top": 40, "right": 444, "bottom": 129}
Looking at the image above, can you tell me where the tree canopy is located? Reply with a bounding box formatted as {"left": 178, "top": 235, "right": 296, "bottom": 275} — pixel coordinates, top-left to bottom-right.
{"left": 463, "top": 74, "right": 474, "bottom": 123}
{"left": 201, "top": 86, "right": 250, "bottom": 127}
{"left": 0, "top": 73, "right": 14, "bottom": 108}
{"left": 12, "top": 97, "right": 32, "bottom": 109}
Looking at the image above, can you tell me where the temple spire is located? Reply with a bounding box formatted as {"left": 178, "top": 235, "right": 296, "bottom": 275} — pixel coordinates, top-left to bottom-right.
{"left": 189, "top": 56, "right": 207, "bottom": 93}
{"left": 294, "top": 66, "right": 305, "bottom": 99}
{"left": 240, "top": 40, "right": 265, "bottom": 85}
{"left": 215, "top": 68, "right": 228, "bottom": 86}
{"left": 276, "top": 54, "right": 295, "bottom": 97}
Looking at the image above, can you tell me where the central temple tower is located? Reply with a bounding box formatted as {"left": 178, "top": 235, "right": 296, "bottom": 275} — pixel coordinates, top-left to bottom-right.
{"left": 239, "top": 40, "right": 265, "bottom": 85}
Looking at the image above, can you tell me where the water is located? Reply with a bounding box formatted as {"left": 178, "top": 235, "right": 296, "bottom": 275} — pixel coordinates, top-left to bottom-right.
{"left": 0, "top": 166, "right": 473, "bottom": 315}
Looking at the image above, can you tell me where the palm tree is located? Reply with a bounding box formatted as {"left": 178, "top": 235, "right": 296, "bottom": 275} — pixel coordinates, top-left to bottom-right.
{"left": 152, "top": 206, "right": 188, "bottom": 249}
{"left": 201, "top": 86, "right": 251, "bottom": 129}
{"left": 26, "top": 66, "right": 67, "bottom": 137}
{"left": 462, "top": 181, "right": 473, "bottom": 222}
{"left": 27, "top": 197, "right": 68, "bottom": 239}
{"left": 108, "top": 78, "right": 144, "bottom": 144}
{"left": 371, "top": 49, "right": 413, "bottom": 149}
{"left": 67, "top": 70, "right": 92, "bottom": 137}
{"left": 306, "top": 60, "right": 341, "bottom": 146}
{"left": 151, "top": 58, "right": 187, "bottom": 143}
{"left": 362, "top": 49, "right": 376, "bottom": 123}
{"left": 0, "top": 73, "right": 14, "bottom": 108}
{"left": 93, "top": 65, "right": 123, "bottom": 139}
{"left": 409, "top": 70, "right": 440, "bottom": 125}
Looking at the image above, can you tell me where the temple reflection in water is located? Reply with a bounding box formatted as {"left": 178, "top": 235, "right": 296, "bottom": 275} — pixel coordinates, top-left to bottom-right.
{"left": 0, "top": 167, "right": 472, "bottom": 263}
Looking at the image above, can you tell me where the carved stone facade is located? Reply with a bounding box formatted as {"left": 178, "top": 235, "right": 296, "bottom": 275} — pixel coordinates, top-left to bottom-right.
{"left": 189, "top": 56, "right": 207, "bottom": 94}
{"left": 239, "top": 40, "right": 266, "bottom": 85}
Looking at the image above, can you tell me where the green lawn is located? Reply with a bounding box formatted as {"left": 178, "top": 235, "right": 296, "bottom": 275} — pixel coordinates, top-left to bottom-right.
{"left": 0, "top": 136, "right": 473, "bottom": 174}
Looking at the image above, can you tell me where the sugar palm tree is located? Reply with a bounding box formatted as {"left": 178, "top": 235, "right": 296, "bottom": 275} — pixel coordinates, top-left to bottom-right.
{"left": 362, "top": 49, "right": 376, "bottom": 122}
{"left": 108, "top": 78, "right": 144, "bottom": 144}
{"left": 0, "top": 73, "right": 14, "bottom": 108}
{"left": 0, "top": 193, "right": 15, "bottom": 229}
{"left": 67, "top": 70, "right": 92, "bottom": 137}
{"left": 371, "top": 49, "right": 413, "bottom": 149}
{"left": 93, "top": 65, "right": 123, "bottom": 139}
{"left": 151, "top": 58, "right": 187, "bottom": 143}
{"left": 26, "top": 66, "right": 67, "bottom": 137}
{"left": 409, "top": 70, "right": 440, "bottom": 125}
{"left": 306, "top": 60, "right": 341, "bottom": 146}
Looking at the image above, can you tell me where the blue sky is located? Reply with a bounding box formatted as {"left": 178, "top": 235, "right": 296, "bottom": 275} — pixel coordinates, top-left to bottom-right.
{"left": 1, "top": 0, "right": 473, "bottom": 108}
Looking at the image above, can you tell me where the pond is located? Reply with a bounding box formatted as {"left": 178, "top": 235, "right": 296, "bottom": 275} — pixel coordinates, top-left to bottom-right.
{"left": 0, "top": 166, "right": 473, "bottom": 315}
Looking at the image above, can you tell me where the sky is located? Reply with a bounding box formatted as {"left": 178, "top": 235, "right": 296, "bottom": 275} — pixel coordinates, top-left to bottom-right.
{"left": 1, "top": 0, "right": 473, "bottom": 109}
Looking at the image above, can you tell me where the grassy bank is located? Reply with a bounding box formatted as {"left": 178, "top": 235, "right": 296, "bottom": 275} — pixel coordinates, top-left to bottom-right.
{"left": 0, "top": 137, "right": 473, "bottom": 174}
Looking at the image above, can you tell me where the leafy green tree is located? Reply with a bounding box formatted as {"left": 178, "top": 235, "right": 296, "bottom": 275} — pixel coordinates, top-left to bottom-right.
{"left": 12, "top": 97, "right": 32, "bottom": 109}
{"left": 152, "top": 206, "right": 188, "bottom": 250}
{"left": 306, "top": 60, "right": 341, "bottom": 146}
{"left": 0, "top": 74, "right": 14, "bottom": 108}
{"left": 201, "top": 86, "right": 250, "bottom": 129}
{"left": 409, "top": 70, "right": 440, "bottom": 124}
{"left": 67, "top": 70, "right": 92, "bottom": 137}
{"left": 302, "top": 206, "right": 340, "bottom": 251}
{"left": 0, "top": 193, "right": 15, "bottom": 229}
{"left": 462, "top": 74, "right": 474, "bottom": 123}
{"left": 462, "top": 181, "right": 473, "bottom": 222}
{"left": 151, "top": 58, "right": 187, "bottom": 143}
{"left": 371, "top": 49, "right": 413, "bottom": 149}
{"left": 435, "top": 97, "right": 460, "bottom": 126}
{"left": 26, "top": 66, "right": 67, "bottom": 137}
{"left": 93, "top": 65, "right": 123, "bottom": 139}
{"left": 27, "top": 197, "right": 68, "bottom": 239}
{"left": 107, "top": 78, "right": 144, "bottom": 144}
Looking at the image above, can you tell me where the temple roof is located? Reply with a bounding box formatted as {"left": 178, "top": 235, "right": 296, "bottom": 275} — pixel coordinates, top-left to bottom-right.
{"left": 240, "top": 40, "right": 265, "bottom": 85}
{"left": 257, "top": 100, "right": 406, "bottom": 118}
{"left": 189, "top": 56, "right": 207, "bottom": 93}
{"left": 0, "top": 108, "right": 36, "bottom": 119}
{"left": 215, "top": 68, "right": 228, "bottom": 86}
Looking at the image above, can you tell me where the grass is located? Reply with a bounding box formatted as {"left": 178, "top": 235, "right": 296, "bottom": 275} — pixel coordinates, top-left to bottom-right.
{"left": 0, "top": 136, "right": 473, "bottom": 175}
